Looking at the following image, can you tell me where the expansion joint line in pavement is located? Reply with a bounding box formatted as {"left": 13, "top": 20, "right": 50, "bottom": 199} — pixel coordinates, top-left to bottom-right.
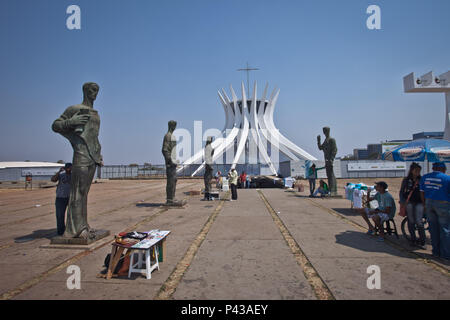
{"left": 0, "top": 191, "right": 144, "bottom": 228}
{"left": 0, "top": 243, "right": 12, "bottom": 251}
{"left": 307, "top": 199, "right": 450, "bottom": 277}
{"left": 154, "top": 194, "right": 228, "bottom": 300}
{"left": 0, "top": 183, "right": 149, "bottom": 218}
{"left": 257, "top": 190, "right": 335, "bottom": 300}
{"left": 0, "top": 206, "right": 172, "bottom": 300}
{"left": 0, "top": 183, "right": 197, "bottom": 252}
{"left": 0, "top": 181, "right": 197, "bottom": 227}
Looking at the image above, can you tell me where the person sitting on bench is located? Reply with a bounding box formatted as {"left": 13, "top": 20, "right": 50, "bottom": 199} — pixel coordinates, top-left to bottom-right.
{"left": 358, "top": 181, "right": 396, "bottom": 242}
{"left": 313, "top": 180, "right": 330, "bottom": 198}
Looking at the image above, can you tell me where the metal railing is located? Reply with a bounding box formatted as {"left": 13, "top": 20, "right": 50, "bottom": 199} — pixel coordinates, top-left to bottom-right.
{"left": 99, "top": 163, "right": 273, "bottom": 179}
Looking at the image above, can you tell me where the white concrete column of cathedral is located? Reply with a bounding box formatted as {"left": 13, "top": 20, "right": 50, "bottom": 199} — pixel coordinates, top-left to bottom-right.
{"left": 177, "top": 82, "right": 317, "bottom": 176}
{"left": 403, "top": 71, "right": 450, "bottom": 140}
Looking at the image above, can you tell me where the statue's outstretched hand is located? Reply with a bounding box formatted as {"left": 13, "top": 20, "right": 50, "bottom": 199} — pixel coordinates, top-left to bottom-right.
{"left": 69, "top": 111, "right": 90, "bottom": 127}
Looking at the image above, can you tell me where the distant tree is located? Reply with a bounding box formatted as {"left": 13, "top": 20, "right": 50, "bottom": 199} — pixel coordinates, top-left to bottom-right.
{"left": 342, "top": 155, "right": 355, "bottom": 160}
{"left": 129, "top": 163, "right": 139, "bottom": 167}
{"left": 57, "top": 160, "right": 65, "bottom": 164}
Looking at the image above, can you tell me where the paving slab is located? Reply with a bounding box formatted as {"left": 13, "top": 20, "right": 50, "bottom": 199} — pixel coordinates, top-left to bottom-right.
{"left": 260, "top": 189, "right": 450, "bottom": 300}
{"left": 310, "top": 256, "right": 450, "bottom": 300}
{"left": 11, "top": 187, "right": 221, "bottom": 300}
{"left": 3, "top": 182, "right": 449, "bottom": 300}
{"left": 174, "top": 190, "right": 316, "bottom": 300}
{"left": 14, "top": 280, "right": 161, "bottom": 300}
{"left": 175, "top": 239, "right": 316, "bottom": 300}
{"left": 305, "top": 193, "right": 450, "bottom": 269}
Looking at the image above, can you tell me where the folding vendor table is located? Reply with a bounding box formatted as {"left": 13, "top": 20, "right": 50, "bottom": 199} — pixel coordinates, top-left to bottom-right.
{"left": 106, "top": 230, "right": 170, "bottom": 280}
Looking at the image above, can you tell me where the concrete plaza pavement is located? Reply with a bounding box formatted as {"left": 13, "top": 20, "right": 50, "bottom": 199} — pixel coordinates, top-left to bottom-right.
{"left": 0, "top": 179, "right": 449, "bottom": 300}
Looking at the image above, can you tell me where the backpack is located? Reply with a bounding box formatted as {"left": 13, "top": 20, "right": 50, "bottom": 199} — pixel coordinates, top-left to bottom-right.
{"left": 104, "top": 253, "right": 125, "bottom": 274}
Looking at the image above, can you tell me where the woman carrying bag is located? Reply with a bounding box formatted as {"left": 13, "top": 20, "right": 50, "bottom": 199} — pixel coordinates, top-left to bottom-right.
{"left": 399, "top": 162, "right": 425, "bottom": 247}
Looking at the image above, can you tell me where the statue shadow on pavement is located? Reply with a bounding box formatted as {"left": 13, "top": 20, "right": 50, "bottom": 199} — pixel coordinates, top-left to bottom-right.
{"left": 15, "top": 228, "right": 57, "bottom": 243}
{"left": 331, "top": 208, "right": 361, "bottom": 217}
{"left": 419, "top": 253, "right": 450, "bottom": 266}
{"left": 136, "top": 203, "right": 165, "bottom": 208}
{"left": 336, "top": 230, "right": 450, "bottom": 265}
{"left": 293, "top": 194, "right": 313, "bottom": 198}
{"left": 335, "top": 230, "right": 417, "bottom": 259}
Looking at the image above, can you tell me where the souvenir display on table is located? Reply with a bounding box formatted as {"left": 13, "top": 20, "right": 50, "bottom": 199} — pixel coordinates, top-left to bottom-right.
{"left": 114, "top": 237, "right": 140, "bottom": 247}
{"left": 113, "top": 229, "right": 171, "bottom": 249}
{"left": 131, "top": 230, "right": 171, "bottom": 249}
{"left": 345, "top": 183, "right": 377, "bottom": 209}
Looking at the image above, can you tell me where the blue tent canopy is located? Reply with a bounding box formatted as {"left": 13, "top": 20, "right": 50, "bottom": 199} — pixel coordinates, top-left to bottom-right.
{"left": 382, "top": 139, "right": 450, "bottom": 163}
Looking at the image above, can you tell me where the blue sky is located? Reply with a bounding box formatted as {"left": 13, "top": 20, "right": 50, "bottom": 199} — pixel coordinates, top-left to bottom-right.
{"left": 0, "top": 0, "right": 449, "bottom": 164}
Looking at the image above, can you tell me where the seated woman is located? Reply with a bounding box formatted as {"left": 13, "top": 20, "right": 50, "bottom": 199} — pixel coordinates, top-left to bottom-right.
{"left": 313, "top": 180, "right": 329, "bottom": 198}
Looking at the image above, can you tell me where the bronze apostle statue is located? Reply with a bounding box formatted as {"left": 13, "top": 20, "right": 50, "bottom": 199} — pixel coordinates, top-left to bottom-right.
{"left": 162, "top": 120, "right": 185, "bottom": 206}
{"left": 317, "top": 126, "right": 338, "bottom": 196}
{"left": 203, "top": 136, "right": 215, "bottom": 201}
{"left": 52, "top": 82, "right": 106, "bottom": 241}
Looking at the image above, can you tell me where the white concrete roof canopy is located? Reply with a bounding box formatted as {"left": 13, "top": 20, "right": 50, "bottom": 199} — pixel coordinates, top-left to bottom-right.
{"left": 403, "top": 71, "right": 450, "bottom": 141}
{"left": 178, "top": 82, "right": 317, "bottom": 176}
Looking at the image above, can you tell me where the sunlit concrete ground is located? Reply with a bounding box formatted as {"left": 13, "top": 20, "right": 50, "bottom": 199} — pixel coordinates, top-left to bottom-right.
{"left": 0, "top": 178, "right": 448, "bottom": 300}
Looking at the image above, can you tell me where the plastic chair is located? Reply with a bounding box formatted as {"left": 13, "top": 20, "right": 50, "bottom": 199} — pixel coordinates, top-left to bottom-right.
{"left": 375, "top": 218, "right": 399, "bottom": 239}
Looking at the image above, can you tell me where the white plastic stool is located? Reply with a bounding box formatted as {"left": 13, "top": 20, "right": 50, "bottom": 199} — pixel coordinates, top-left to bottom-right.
{"left": 128, "top": 246, "right": 160, "bottom": 279}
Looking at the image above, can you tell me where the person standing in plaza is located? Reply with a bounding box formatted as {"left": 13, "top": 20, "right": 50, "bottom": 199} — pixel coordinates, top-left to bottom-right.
{"left": 239, "top": 171, "right": 247, "bottom": 189}
{"left": 215, "top": 170, "right": 222, "bottom": 189}
{"left": 51, "top": 163, "right": 72, "bottom": 236}
{"left": 400, "top": 162, "right": 425, "bottom": 247}
{"left": 306, "top": 162, "right": 325, "bottom": 197}
{"left": 420, "top": 162, "right": 450, "bottom": 259}
{"left": 228, "top": 168, "right": 238, "bottom": 201}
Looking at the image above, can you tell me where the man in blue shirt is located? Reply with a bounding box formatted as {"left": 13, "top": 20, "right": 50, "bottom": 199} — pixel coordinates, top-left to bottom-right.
{"left": 51, "top": 163, "right": 72, "bottom": 235}
{"left": 420, "top": 162, "right": 450, "bottom": 260}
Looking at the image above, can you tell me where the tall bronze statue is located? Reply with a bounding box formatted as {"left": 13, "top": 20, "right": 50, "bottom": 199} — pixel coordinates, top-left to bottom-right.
{"left": 162, "top": 120, "right": 184, "bottom": 206}
{"left": 203, "top": 136, "right": 215, "bottom": 201}
{"left": 52, "top": 82, "right": 106, "bottom": 240}
{"left": 317, "top": 127, "right": 338, "bottom": 196}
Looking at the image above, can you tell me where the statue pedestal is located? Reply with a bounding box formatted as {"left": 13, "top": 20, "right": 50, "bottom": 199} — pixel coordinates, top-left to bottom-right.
{"left": 50, "top": 229, "right": 110, "bottom": 245}
{"left": 162, "top": 199, "right": 187, "bottom": 207}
